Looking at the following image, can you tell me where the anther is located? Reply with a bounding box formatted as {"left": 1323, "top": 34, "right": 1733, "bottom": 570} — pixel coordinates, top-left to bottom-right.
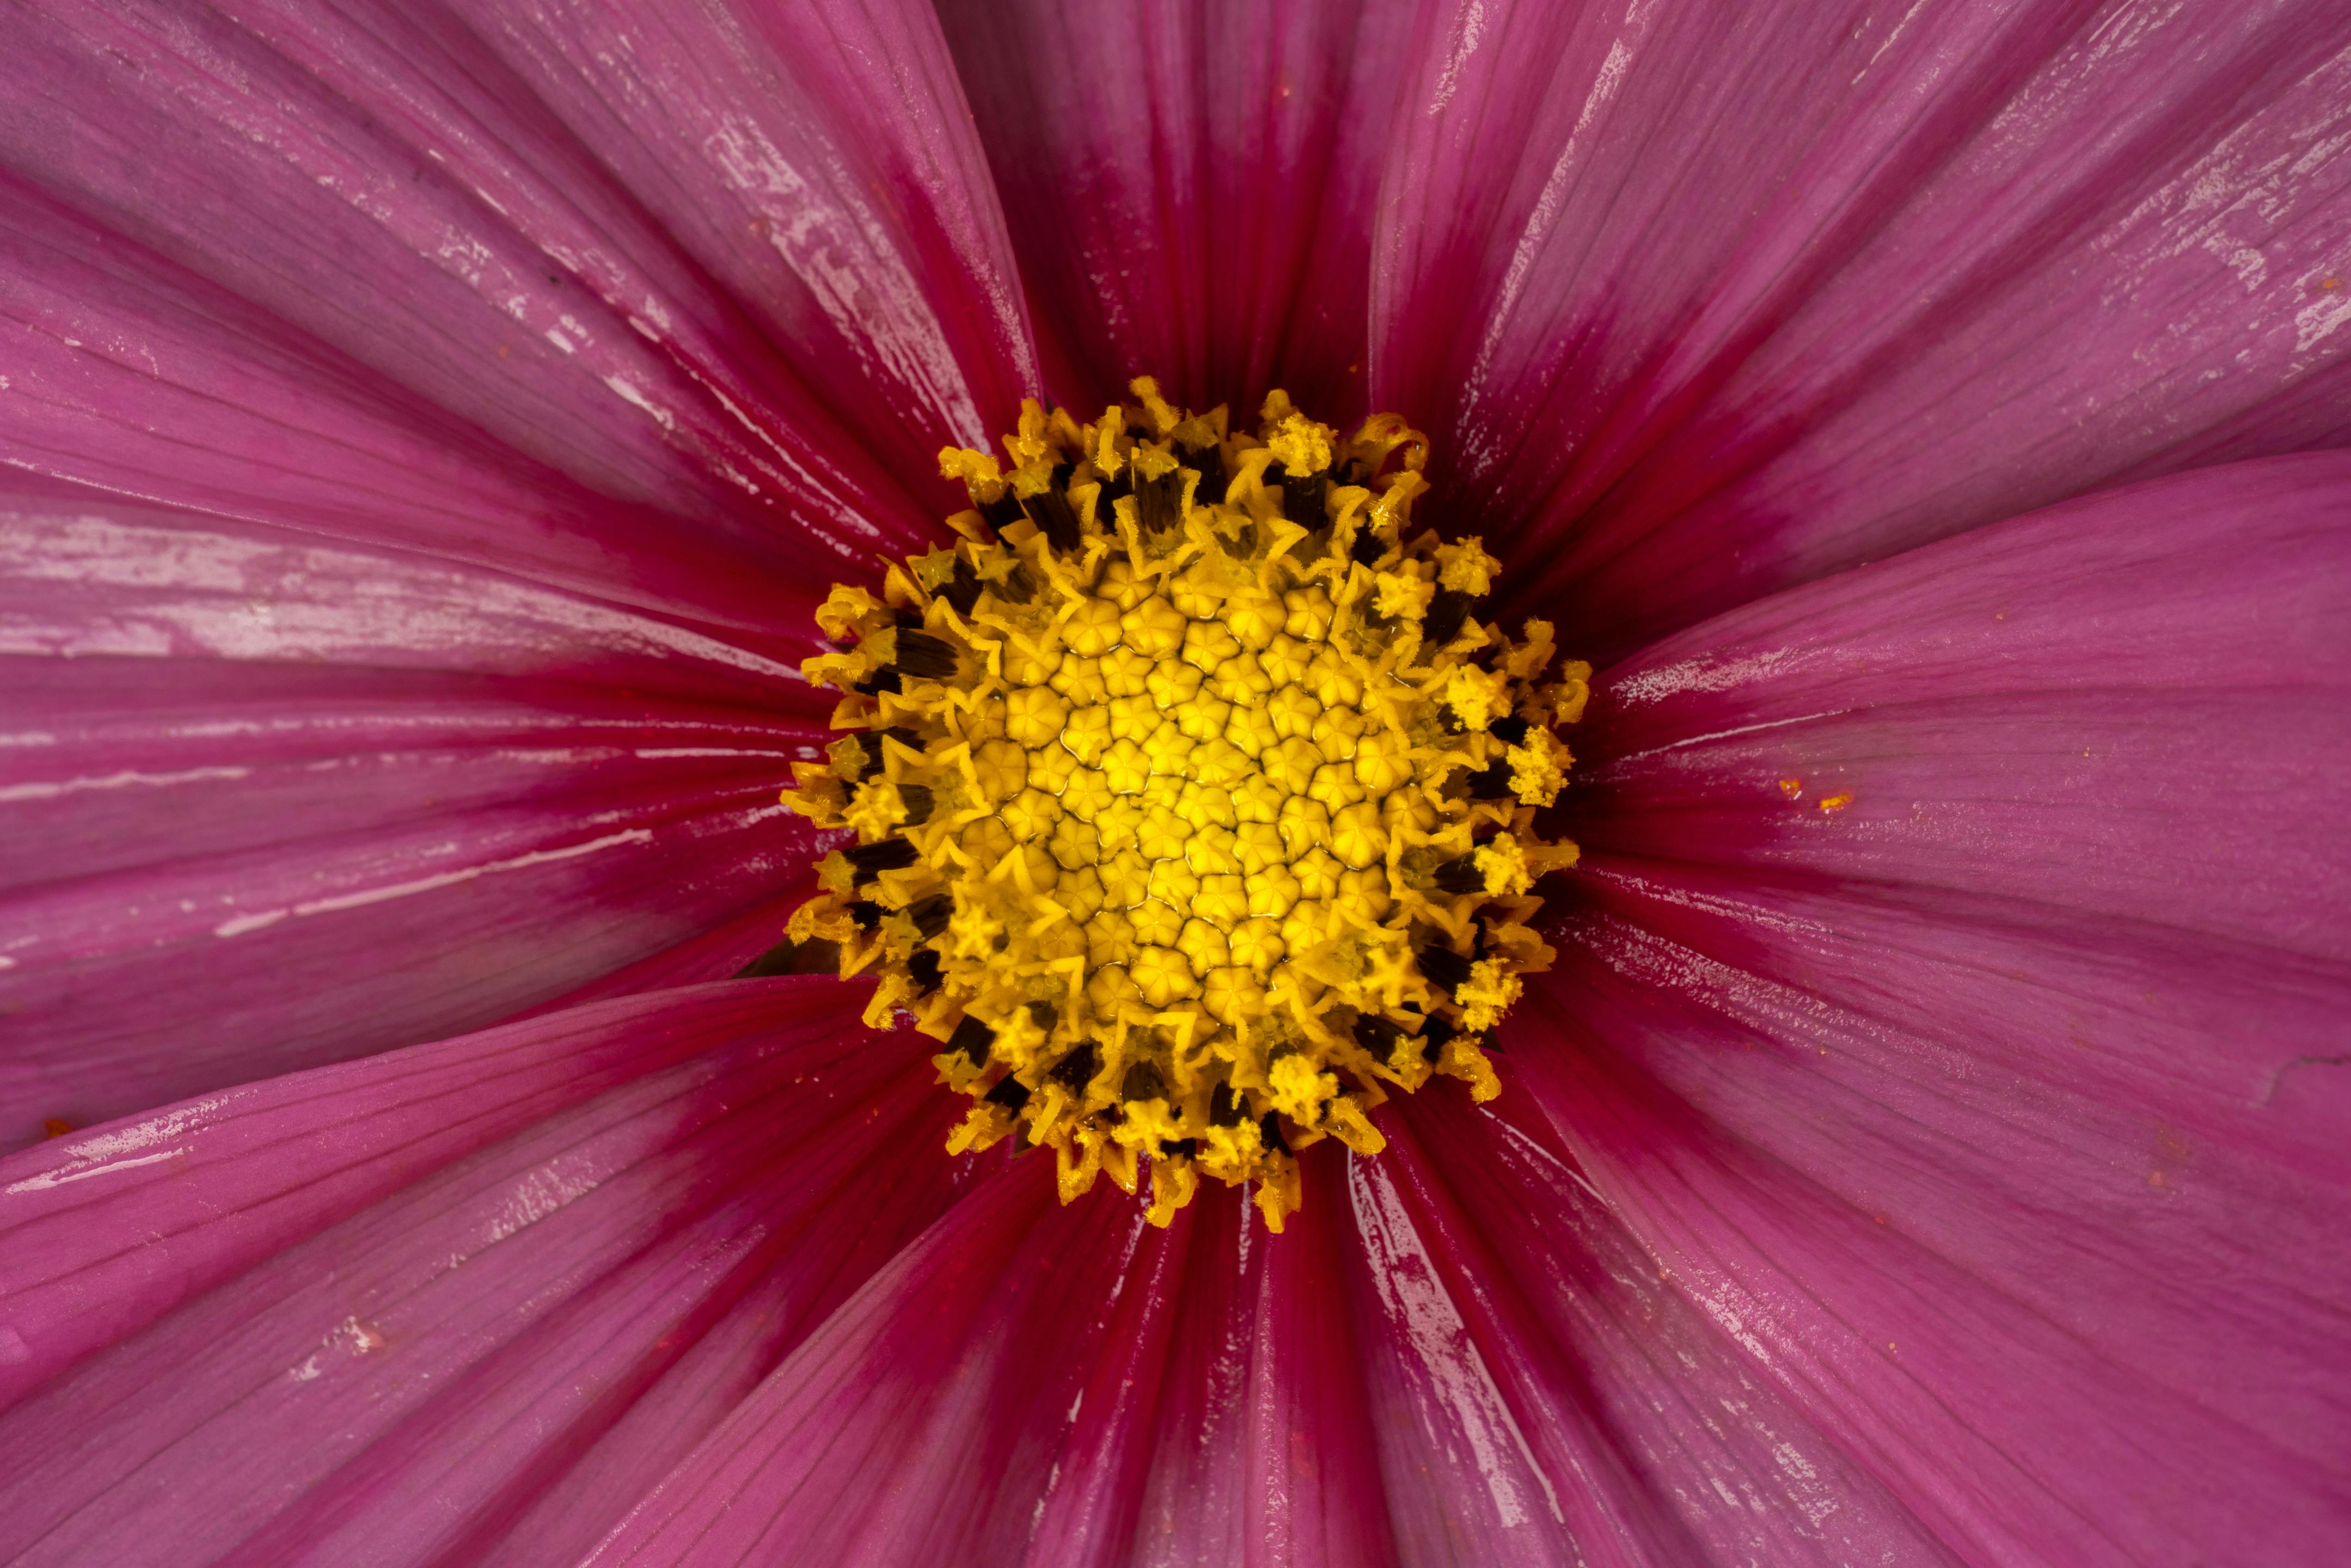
{"left": 905, "top": 892, "right": 952, "bottom": 940}
{"left": 942, "top": 558, "right": 984, "bottom": 616}
{"left": 1121, "top": 1059, "right": 1168, "bottom": 1102}
{"left": 1461, "top": 761, "right": 1513, "bottom": 798}
{"left": 1418, "top": 945, "right": 1473, "bottom": 997}
{"left": 1138, "top": 469, "right": 1183, "bottom": 533}
{"left": 1431, "top": 854, "right": 1486, "bottom": 896}
{"left": 842, "top": 839, "right": 918, "bottom": 880}
{"left": 1051, "top": 1042, "right": 1104, "bottom": 1094}
{"left": 1259, "top": 1113, "right": 1291, "bottom": 1156}
{"left": 1424, "top": 589, "right": 1475, "bottom": 648}
{"left": 978, "top": 491, "right": 1024, "bottom": 535}
{"left": 890, "top": 629, "right": 959, "bottom": 680}
{"left": 1025, "top": 465, "right": 1083, "bottom": 553}
{"left": 948, "top": 1014, "right": 995, "bottom": 1065}
{"left": 1181, "top": 437, "right": 1229, "bottom": 504}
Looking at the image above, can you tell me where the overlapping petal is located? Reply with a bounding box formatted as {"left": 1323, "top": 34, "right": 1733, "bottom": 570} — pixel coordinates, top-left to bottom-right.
{"left": 1521, "top": 456, "right": 2351, "bottom": 1559}
{"left": 587, "top": 1147, "right": 1400, "bottom": 1568}
{"left": 937, "top": 0, "right": 1415, "bottom": 419}
{"left": 0, "top": 497, "right": 833, "bottom": 1141}
{"left": 0, "top": 0, "right": 1039, "bottom": 624}
{"left": 1376, "top": 0, "right": 2351, "bottom": 654}
{"left": 0, "top": 979, "right": 964, "bottom": 1566}
{"left": 1360, "top": 1093, "right": 1962, "bottom": 1565}
{"left": 1119, "top": 1156, "right": 1394, "bottom": 1568}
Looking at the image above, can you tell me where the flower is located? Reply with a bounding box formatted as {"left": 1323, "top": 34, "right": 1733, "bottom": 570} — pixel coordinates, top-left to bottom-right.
{"left": 1, "top": 2, "right": 2347, "bottom": 1565}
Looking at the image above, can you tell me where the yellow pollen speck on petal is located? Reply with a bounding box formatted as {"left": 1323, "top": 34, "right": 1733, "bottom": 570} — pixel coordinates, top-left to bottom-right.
{"left": 782, "top": 383, "right": 1584, "bottom": 1226}
{"left": 1819, "top": 792, "right": 1853, "bottom": 813}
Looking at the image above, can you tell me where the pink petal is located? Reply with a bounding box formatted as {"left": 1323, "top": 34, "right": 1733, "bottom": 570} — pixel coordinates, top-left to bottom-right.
{"left": 1, "top": 499, "right": 830, "bottom": 1139}
{"left": 0, "top": 981, "right": 962, "bottom": 1567}
{"left": 1119, "top": 1153, "right": 1394, "bottom": 1568}
{"left": 589, "top": 1149, "right": 1396, "bottom": 1568}
{"left": 1516, "top": 458, "right": 2351, "bottom": 1558}
{"left": 0, "top": 0, "right": 1033, "bottom": 618}
{"left": 936, "top": 0, "right": 1414, "bottom": 416}
{"left": 0, "top": 979, "right": 864, "bottom": 1406}
{"left": 1570, "top": 454, "right": 2351, "bottom": 957}
{"left": 1357, "top": 1092, "right": 1959, "bottom": 1565}
{"left": 580, "top": 1166, "right": 1094, "bottom": 1566}
{"left": 1375, "top": 0, "right": 2351, "bottom": 653}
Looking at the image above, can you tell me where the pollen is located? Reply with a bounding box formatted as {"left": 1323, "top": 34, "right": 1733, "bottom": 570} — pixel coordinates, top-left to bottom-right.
{"left": 782, "top": 381, "right": 1587, "bottom": 1230}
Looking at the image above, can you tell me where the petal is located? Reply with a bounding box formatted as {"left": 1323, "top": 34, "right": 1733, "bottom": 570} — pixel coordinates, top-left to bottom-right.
{"left": 1375, "top": 0, "right": 2351, "bottom": 653}
{"left": 420, "top": 0, "right": 1039, "bottom": 459}
{"left": 1570, "top": 454, "right": 2351, "bottom": 958}
{"left": 1121, "top": 1153, "right": 1395, "bottom": 1568}
{"left": 586, "top": 1150, "right": 1397, "bottom": 1568}
{"left": 0, "top": 0, "right": 1035, "bottom": 617}
{"left": 579, "top": 1166, "right": 1105, "bottom": 1567}
{"left": 0, "top": 499, "right": 829, "bottom": 1139}
{"left": 1355, "top": 1093, "right": 1960, "bottom": 1565}
{"left": 937, "top": 0, "right": 1414, "bottom": 415}
{"left": 0, "top": 980, "right": 964, "bottom": 1567}
{"left": 1517, "top": 459, "right": 2351, "bottom": 1558}
{"left": 0, "top": 978, "right": 867, "bottom": 1408}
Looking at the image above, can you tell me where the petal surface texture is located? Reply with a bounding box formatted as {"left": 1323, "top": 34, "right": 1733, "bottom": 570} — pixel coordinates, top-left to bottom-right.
{"left": 1375, "top": 0, "right": 2351, "bottom": 655}
{"left": 936, "top": 0, "right": 1413, "bottom": 418}
{"left": 0, "top": 0, "right": 1036, "bottom": 626}
{"left": 585, "top": 1148, "right": 1399, "bottom": 1568}
{"left": 0, "top": 495, "right": 831, "bottom": 1141}
{"left": 1539, "top": 455, "right": 2351, "bottom": 1562}
{"left": 0, "top": 980, "right": 974, "bottom": 1567}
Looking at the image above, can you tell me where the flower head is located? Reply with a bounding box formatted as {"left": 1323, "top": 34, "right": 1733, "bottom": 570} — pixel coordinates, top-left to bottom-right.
{"left": 787, "top": 384, "right": 1578, "bottom": 1226}
{"left": 1, "top": 2, "right": 2348, "bottom": 1564}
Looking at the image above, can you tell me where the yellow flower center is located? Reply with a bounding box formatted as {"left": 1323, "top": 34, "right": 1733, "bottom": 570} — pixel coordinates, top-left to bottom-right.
{"left": 782, "top": 380, "right": 1588, "bottom": 1230}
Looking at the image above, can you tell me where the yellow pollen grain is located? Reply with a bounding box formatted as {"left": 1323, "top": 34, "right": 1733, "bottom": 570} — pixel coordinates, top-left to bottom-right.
{"left": 782, "top": 377, "right": 1585, "bottom": 1229}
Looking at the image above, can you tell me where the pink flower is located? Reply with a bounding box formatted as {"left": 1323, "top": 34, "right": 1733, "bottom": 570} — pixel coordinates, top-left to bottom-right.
{"left": 2, "top": 0, "right": 2347, "bottom": 1561}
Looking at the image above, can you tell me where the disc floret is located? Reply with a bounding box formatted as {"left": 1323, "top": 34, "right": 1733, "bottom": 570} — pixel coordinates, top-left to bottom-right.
{"left": 783, "top": 380, "right": 1587, "bottom": 1229}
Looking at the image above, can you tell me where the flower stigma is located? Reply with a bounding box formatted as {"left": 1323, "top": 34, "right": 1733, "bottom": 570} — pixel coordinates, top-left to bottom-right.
{"left": 782, "top": 380, "right": 1588, "bottom": 1230}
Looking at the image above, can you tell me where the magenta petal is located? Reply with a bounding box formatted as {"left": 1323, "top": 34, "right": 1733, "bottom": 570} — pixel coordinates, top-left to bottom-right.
{"left": 1357, "top": 1093, "right": 1958, "bottom": 1565}
{"left": 0, "top": 499, "right": 830, "bottom": 1137}
{"left": 1572, "top": 455, "right": 2351, "bottom": 957}
{"left": 1514, "top": 948, "right": 2351, "bottom": 1561}
{"left": 1514, "top": 458, "right": 2351, "bottom": 1557}
{"left": 937, "top": 0, "right": 1413, "bottom": 416}
{"left": 0, "top": 0, "right": 1034, "bottom": 611}
{"left": 593, "top": 1154, "right": 1391, "bottom": 1568}
{"left": 415, "top": 0, "right": 1039, "bottom": 462}
{"left": 1120, "top": 1153, "right": 1394, "bottom": 1568}
{"left": 1376, "top": 0, "right": 2351, "bottom": 652}
{"left": 0, "top": 981, "right": 962, "bottom": 1566}
{"left": 0, "top": 979, "right": 870, "bottom": 1407}
{"left": 582, "top": 1168, "right": 1100, "bottom": 1566}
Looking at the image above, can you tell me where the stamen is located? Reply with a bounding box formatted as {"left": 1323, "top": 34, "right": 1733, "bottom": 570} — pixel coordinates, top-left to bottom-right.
{"left": 783, "top": 379, "right": 1588, "bottom": 1230}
